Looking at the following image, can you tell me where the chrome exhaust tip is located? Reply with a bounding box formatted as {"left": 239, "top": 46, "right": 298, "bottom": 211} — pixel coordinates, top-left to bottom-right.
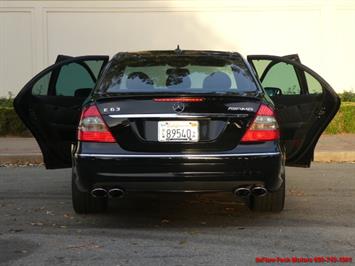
{"left": 108, "top": 188, "right": 124, "bottom": 198}
{"left": 234, "top": 187, "right": 251, "bottom": 198}
{"left": 90, "top": 188, "right": 107, "bottom": 198}
{"left": 251, "top": 186, "right": 268, "bottom": 197}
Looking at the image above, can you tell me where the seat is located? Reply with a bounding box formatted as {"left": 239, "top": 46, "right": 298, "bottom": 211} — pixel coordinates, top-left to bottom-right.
{"left": 166, "top": 69, "right": 191, "bottom": 89}
{"left": 126, "top": 72, "right": 154, "bottom": 90}
{"left": 202, "top": 71, "right": 232, "bottom": 90}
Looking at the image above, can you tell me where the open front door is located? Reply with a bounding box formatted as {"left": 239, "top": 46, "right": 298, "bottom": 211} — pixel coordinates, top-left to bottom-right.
{"left": 247, "top": 55, "right": 340, "bottom": 167}
{"left": 14, "top": 55, "right": 109, "bottom": 169}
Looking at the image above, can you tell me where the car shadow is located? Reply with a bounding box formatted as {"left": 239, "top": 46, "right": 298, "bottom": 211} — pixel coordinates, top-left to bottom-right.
{"left": 76, "top": 192, "right": 285, "bottom": 229}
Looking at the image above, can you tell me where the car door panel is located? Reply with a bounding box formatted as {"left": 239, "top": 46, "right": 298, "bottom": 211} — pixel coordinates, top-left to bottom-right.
{"left": 247, "top": 55, "right": 340, "bottom": 167}
{"left": 34, "top": 96, "right": 82, "bottom": 139}
{"left": 14, "top": 55, "right": 109, "bottom": 169}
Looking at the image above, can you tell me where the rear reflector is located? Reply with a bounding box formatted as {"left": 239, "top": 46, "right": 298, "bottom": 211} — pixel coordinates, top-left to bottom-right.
{"left": 241, "top": 104, "right": 279, "bottom": 142}
{"left": 154, "top": 98, "right": 205, "bottom": 102}
{"left": 77, "top": 105, "right": 115, "bottom": 142}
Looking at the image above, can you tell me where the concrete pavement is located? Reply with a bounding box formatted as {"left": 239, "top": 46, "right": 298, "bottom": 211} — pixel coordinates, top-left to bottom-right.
{"left": 313, "top": 134, "right": 355, "bottom": 162}
{"left": 0, "top": 137, "right": 42, "bottom": 165}
{"left": 0, "top": 134, "right": 354, "bottom": 164}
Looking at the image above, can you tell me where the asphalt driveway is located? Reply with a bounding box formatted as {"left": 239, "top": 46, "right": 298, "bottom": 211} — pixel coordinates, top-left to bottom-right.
{"left": 0, "top": 163, "right": 354, "bottom": 265}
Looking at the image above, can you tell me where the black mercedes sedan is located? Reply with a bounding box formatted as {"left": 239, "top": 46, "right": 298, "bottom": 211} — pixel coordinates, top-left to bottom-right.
{"left": 14, "top": 50, "right": 340, "bottom": 214}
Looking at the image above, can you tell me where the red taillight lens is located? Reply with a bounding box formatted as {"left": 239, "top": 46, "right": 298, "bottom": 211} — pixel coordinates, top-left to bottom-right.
{"left": 241, "top": 104, "right": 279, "bottom": 142}
{"left": 154, "top": 98, "right": 205, "bottom": 102}
{"left": 77, "top": 105, "right": 115, "bottom": 142}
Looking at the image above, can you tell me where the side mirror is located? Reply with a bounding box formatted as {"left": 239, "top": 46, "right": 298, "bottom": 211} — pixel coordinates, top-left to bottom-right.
{"left": 264, "top": 87, "right": 282, "bottom": 97}
{"left": 74, "top": 88, "right": 92, "bottom": 98}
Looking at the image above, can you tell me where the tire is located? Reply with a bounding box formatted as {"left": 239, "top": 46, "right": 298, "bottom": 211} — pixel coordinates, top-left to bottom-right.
{"left": 71, "top": 172, "right": 108, "bottom": 214}
{"left": 248, "top": 174, "right": 285, "bottom": 212}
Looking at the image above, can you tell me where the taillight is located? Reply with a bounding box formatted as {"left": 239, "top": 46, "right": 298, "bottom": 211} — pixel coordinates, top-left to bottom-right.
{"left": 77, "top": 105, "right": 115, "bottom": 142}
{"left": 241, "top": 104, "right": 279, "bottom": 142}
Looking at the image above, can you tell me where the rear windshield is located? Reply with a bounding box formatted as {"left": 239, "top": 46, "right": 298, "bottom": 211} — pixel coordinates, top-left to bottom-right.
{"left": 96, "top": 53, "right": 259, "bottom": 95}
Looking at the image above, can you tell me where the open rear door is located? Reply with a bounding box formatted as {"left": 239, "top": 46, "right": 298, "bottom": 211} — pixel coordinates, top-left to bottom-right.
{"left": 247, "top": 55, "right": 340, "bottom": 167}
{"left": 14, "top": 55, "right": 109, "bottom": 169}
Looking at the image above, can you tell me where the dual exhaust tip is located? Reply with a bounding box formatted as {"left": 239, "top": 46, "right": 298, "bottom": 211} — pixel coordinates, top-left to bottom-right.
{"left": 234, "top": 186, "right": 267, "bottom": 198}
{"left": 91, "top": 186, "right": 266, "bottom": 198}
{"left": 91, "top": 188, "right": 124, "bottom": 198}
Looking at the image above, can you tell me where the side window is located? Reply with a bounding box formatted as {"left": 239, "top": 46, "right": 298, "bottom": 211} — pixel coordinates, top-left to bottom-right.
{"left": 55, "top": 62, "right": 95, "bottom": 96}
{"left": 86, "top": 60, "right": 104, "bottom": 77}
{"left": 252, "top": 60, "right": 269, "bottom": 79}
{"left": 305, "top": 72, "right": 323, "bottom": 94}
{"left": 261, "top": 62, "right": 301, "bottom": 95}
{"left": 32, "top": 72, "right": 51, "bottom": 96}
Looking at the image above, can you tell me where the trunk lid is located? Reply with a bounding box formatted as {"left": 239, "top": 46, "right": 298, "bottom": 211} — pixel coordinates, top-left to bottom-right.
{"left": 96, "top": 95, "right": 261, "bottom": 152}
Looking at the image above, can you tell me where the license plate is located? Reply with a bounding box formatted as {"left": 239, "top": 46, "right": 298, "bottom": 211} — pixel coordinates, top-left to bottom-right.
{"left": 158, "top": 121, "right": 199, "bottom": 142}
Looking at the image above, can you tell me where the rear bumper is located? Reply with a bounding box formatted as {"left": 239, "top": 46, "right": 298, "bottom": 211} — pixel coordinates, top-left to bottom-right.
{"left": 73, "top": 143, "right": 284, "bottom": 193}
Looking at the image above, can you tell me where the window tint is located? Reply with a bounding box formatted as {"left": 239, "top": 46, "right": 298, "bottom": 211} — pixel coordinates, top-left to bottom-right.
{"left": 55, "top": 63, "right": 95, "bottom": 96}
{"left": 104, "top": 65, "right": 257, "bottom": 93}
{"left": 305, "top": 72, "right": 323, "bottom": 94}
{"left": 98, "top": 54, "right": 259, "bottom": 95}
{"left": 32, "top": 72, "right": 51, "bottom": 96}
{"left": 261, "top": 62, "right": 301, "bottom": 95}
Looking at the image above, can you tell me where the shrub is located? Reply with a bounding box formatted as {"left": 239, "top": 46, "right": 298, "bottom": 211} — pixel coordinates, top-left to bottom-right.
{"left": 325, "top": 102, "right": 355, "bottom": 134}
{"left": 0, "top": 98, "right": 14, "bottom": 108}
{"left": 0, "top": 107, "right": 30, "bottom": 136}
{"left": 340, "top": 90, "right": 355, "bottom": 102}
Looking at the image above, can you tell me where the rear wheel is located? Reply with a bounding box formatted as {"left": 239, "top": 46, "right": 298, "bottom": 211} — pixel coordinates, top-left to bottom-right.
{"left": 71, "top": 172, "right": 108, "bottom": 214}
{"left": 248, "top": 174, "right": 285, "bottom": 212}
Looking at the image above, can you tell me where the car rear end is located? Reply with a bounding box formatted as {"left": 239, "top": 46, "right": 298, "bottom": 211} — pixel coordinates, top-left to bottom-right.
{"left": 72, "top": 51, "right": 284, "bottom": 202}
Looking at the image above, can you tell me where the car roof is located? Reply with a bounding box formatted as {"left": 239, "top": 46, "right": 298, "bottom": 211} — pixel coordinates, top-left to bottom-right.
{"left": 112, "top": 50, "right": 243, "bottom": 61}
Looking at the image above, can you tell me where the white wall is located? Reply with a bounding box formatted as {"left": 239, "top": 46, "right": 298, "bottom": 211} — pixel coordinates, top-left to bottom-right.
{"left": 1, "top": 0, "right": 354, "bottom": 97}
